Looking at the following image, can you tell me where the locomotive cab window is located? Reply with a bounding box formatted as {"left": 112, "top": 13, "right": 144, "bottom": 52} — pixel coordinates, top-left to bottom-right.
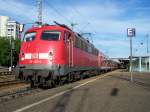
{"left": 23, "top": 32, "right": 36, "bottom": 42}
{"left": 41, "top": 31, "right": 60, "bottom": 41}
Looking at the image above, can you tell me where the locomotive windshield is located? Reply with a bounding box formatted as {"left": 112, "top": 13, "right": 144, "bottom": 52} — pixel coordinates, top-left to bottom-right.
{"left": 41, "top": 31, "right": 60, "bottom": 41}
{"left": 23, "top": 32, "right": 36, "bottom": 42}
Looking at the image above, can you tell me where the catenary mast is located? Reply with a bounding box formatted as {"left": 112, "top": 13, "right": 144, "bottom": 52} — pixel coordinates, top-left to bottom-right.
{"left": 37, "top": 0, "right": 42, "bottom": 25}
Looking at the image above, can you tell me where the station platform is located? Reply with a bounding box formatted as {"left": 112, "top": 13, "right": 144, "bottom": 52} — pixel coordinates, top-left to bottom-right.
{"left": 0, "top": 70, "right": 150, "bottom": 112}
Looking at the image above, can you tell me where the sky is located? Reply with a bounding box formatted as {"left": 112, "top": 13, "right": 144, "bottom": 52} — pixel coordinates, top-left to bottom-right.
{"left": 0, "top": 0, "right": 150, "bottom": 58}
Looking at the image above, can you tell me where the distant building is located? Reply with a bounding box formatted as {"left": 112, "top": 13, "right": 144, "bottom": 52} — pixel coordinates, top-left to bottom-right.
{"left": 7, "top": 21, "right": 21, "bottom": 39}
{"left": 0, "top": 16, "right": 9, "bottom": 37}
{"left": 0, "top": 16, "right": 21, "bottom": 39}
{"left": 132, "top": 56, "right": 150, "bottom": 72}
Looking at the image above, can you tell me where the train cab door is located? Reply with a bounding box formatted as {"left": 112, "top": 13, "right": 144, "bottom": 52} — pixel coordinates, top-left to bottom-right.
{"left": 64, "top": 31, "right": 73, "bottom": 68}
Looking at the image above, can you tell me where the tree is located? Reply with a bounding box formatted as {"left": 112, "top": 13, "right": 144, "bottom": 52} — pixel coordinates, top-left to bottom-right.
{"left": 0, "top": 37, "right": 21, "bottom": 67}
{"left": 13, "top": 38, "right": 21, "bottom": 66}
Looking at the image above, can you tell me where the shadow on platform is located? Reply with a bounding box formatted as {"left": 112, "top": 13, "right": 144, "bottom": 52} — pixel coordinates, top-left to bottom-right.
{"left": 110, "top": 88, "right": 119, "bottom": 96}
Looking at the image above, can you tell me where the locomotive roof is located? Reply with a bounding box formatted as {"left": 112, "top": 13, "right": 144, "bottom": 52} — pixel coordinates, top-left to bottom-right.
{"left": 26, "top": 25, "right": 69, "bottom": 32}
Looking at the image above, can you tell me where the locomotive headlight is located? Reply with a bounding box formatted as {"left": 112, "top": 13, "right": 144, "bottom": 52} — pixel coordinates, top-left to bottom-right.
{"left": 21, "top": 52, "right": 25, "bottom": 61}
{"left": 48, "top": 51, "right": 53, "bottom": 61}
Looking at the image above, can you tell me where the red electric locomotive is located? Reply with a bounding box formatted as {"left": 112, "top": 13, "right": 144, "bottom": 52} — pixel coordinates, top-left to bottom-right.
{"left": 15, "top": 23, "right": 102, "bottom": 87}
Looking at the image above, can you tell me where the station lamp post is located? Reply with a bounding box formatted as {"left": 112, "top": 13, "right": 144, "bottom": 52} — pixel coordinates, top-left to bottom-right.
{"left": 127, "top": 28, "right": 136, "bottom": 82}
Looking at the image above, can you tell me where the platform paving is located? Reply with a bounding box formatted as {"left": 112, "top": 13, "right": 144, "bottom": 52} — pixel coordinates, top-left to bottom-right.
{"left": 0, "top": 70, "right": 150, "bottom": 112}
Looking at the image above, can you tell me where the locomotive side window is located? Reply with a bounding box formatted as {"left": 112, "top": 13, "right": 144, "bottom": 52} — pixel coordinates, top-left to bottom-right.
{"left": 24, "top": 32, "right": 36, "bottom": 42}
{"left": 41, "top": 31, "right": 60, "bottom": 41}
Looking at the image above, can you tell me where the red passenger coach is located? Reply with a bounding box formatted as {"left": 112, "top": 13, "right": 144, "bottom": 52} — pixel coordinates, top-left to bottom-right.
{"left": 15, "top": 23, "right": 118, "bottom": 87}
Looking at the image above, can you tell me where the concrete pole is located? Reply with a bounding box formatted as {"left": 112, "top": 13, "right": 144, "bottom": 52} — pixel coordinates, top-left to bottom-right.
{"left": 145, "top": 58, "right": 147, "bottom": 72}
{"left": 130, "top": 37, "right": 133, "bottom": 82}
{"left": 139, "top": 56, "right": 141, "bottom": 72}
{"left": 149, "top": 56, "right": 150, "bottom": 72}
{"left": 9, "top": 25, "right": 13, "bottom": 71}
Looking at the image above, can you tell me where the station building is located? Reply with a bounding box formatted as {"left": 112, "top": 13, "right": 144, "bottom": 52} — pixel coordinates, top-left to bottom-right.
{"left": 0, "top": 16, "right": 9, "bottom": 37}
{"left": 7, "top": 21, "right": 21, "bottom": 39}
{"left": 112, "top": 57, "right": 150, "bottom": 72}
{"left": 132, "top": 56, "right": 150, "bottom": 72}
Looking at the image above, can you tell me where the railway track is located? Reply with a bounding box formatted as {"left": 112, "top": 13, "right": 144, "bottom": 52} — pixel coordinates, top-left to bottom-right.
{"left": 0, "top": 80, "right": 24, "bottom": 87}
{"left": 0, "top": 71, "right": 12, "bottom": 75}
{"left": 0, "top": 67, "right": 12, "bottom": 75}
{"left": 0, "top": 80, "right": 40, "bottom": 103}
{"left": 0, "top": 86, "right": 43, "bottom": 104}
{"left": 0, "top": 70, "right": 118, "bottom": 103}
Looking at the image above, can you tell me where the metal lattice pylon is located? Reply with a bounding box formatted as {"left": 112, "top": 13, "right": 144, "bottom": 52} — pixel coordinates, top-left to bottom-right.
{"left": 37, "top": 0, "right": 42, "bottom": 25}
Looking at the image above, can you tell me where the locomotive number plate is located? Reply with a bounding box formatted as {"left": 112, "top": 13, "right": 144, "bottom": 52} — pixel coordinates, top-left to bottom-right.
{"left": 31, "top": 53, "right": 38, "bottom": 59}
